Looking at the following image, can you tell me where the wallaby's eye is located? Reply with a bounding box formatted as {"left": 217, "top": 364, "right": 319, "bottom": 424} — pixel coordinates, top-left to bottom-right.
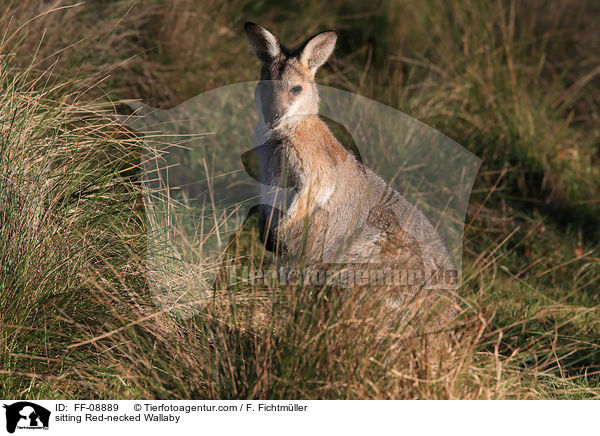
{"left": 290, "top": 85, "right": 303, "bottom": 95}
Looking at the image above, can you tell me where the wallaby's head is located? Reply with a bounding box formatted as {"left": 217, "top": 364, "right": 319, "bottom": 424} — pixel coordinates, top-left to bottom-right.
{"left": 244, "top": 22, "right": 337, "bottom": 128}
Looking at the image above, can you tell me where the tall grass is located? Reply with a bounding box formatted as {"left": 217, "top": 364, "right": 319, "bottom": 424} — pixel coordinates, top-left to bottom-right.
{"left": 0, "top": 39, "right": 145, "bottom": 396}
{"left": 0, "top": 0, "right": 599, "bottom": 399}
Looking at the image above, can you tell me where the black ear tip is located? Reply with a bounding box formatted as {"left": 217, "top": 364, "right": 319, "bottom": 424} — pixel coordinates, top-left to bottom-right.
{"left": 244, "top": 22, "right": 257, "bottom": 32}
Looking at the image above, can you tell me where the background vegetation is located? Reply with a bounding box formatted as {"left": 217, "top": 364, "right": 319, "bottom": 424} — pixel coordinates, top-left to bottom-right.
{"left": 0, "top": 0, "right": 599, "bottom": 399}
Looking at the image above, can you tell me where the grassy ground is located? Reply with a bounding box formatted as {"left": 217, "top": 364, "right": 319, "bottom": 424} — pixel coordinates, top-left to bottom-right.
{"left": 0, "top": 0, "right": 599, "bottom": 399}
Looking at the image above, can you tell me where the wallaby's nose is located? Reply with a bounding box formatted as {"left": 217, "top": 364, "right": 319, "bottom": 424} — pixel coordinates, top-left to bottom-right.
{"left": 266, "top": 111, "right": 280, "bottom": 127}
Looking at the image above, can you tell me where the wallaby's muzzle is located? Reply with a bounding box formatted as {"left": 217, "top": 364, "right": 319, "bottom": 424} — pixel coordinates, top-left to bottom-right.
{"left": 256, "top": 80, "right": 285, "bottom": 128}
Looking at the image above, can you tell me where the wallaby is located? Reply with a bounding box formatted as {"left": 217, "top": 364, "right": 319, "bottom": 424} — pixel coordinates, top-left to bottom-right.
{"left": 244, "top": 23, "right": 457, "bottom": 305}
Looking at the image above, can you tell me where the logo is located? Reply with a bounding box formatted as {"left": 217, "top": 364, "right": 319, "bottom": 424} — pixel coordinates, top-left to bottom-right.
{"left": 3, "top": 402, "right": 50, "bottom": 434}
{"left": 117, "top": 82, "right": 481, "bottom": 318}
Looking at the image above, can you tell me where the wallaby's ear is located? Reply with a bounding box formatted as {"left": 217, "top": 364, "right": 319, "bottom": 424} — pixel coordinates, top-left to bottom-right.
{"left": 299, "top": 30, "right": 337, "bottom": 74}
{"left": 244, "top": 22, "right": 281, "bottom": 64}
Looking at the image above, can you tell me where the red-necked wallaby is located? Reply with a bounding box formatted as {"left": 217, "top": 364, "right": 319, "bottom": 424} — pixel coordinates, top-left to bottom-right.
{"left": 244, "top": 23, "right": 457, "bottom": 301}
